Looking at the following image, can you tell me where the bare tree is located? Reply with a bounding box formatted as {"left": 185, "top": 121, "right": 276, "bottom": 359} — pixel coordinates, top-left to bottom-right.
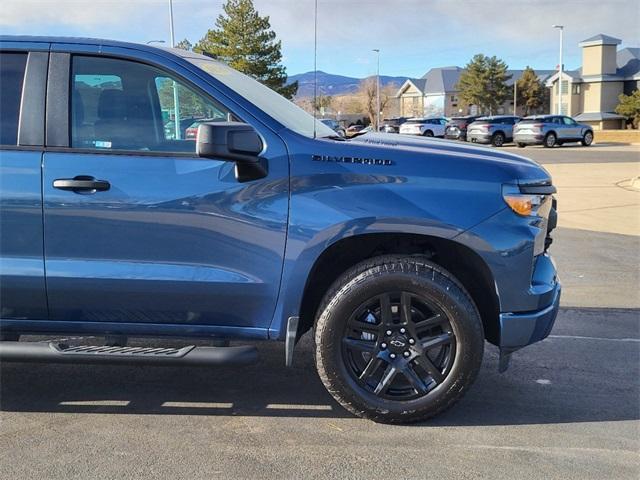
{"left": 358, "top": 78, "right": 397, "bottom": 128}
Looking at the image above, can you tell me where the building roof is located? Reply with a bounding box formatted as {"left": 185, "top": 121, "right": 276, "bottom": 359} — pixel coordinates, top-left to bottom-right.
{"left": 400, "top": 67, "right": 555, "bottom": 96}
{"left": 579, "top": 34, "right": 622, "bottom": 47}
{"left": 617, "top": 47, "right": 640, "bottom": 78}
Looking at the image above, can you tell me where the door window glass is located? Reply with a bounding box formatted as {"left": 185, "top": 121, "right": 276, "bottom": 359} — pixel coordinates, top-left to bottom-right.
{"left": 562, "top": 117, "right": 576, "bottom": 125}
{"left": 0, "top": 52, "right": 28, "bottom": 145}
{"left": 71, "top": 55, "right": 232, "bottom": 153}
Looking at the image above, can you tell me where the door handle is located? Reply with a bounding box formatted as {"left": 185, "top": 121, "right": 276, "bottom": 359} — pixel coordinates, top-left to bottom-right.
{"left": 53, "top": 176, "right": 110, "bottom": 193}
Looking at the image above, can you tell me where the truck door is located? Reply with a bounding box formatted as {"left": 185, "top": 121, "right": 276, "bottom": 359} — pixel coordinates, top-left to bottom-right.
{"left": 41, "top": 49, "right": 289, "bottom": 335}
{"left": 0, "top": 48, "right": 49, "bottom": 321}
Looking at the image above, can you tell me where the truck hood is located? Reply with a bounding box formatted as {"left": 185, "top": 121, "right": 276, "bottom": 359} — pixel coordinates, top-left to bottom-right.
{"left": 348, "top": 132, "right": 551, "bottom": 185}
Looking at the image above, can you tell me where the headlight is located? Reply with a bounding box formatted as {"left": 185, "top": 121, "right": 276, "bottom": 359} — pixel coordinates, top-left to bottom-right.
{"left": 503, "top": 193, "right": 545, "bottom": 216}
{"left": 502, "top": 185, "right": 551, "bottom": 217}
{"left": 503, "top": 184, "right": 556, "bottom": 256}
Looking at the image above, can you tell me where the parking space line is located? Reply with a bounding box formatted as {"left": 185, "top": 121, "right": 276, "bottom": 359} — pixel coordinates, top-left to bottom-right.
{"left": 549, "top": 334, "right": 639, "bottom": 342}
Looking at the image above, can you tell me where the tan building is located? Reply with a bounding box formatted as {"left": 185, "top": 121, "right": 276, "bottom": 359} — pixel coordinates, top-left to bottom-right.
{"left": 396, "top": 66, "right": 553, "bottom": 118}
{"left": 546, "top": 34, "right": 639, "bottom": 130}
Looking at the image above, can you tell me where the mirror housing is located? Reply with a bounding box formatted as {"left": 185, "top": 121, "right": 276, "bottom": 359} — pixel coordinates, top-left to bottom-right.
{"left": 196, "top": 122, "right": 267, "bottom": 181}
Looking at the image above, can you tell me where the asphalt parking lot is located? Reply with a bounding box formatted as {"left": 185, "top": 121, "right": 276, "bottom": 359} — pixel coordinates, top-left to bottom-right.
{"left": 1, "top": 144, "right": 639, "bottom": 480}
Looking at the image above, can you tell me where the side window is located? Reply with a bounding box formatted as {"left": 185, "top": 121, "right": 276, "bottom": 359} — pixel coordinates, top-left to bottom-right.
{"left": 562, "top": 117, "right": 575, "bottom": 126}
{"left": 0, "top": 52, "right": 28, "bottom": 145}
{"left": 153, "top": 77, "right": 228, "bottom": 142}
{"left": 71, "top": 55, "right": 232, "bottom": 153}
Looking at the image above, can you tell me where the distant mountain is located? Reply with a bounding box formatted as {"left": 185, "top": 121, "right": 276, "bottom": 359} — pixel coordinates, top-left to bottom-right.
{"left": 287, "top": 70, "right": 408, "bottom": 98}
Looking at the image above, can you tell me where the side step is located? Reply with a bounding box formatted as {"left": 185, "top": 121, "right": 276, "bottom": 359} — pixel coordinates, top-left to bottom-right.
{"left": 0, "top": 342, "right": 257, "bottom": 366}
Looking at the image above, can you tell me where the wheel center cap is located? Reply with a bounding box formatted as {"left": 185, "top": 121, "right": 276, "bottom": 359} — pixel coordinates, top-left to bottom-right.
{"left": 388, "top": 334, "right": 408, "bottom": 353}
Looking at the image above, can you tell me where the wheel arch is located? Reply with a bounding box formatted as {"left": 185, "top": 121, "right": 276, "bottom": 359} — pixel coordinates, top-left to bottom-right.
{"left": 296, "top": 232, "right": 501, "bottom": 345}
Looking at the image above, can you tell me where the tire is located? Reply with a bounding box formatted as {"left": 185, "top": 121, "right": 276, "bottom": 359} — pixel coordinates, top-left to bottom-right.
{"left": 423, "top": 130, "right": 434, "bottom": 137}
{"left": 582, "top": 131, "right": 593, "bottom": 146}
{"left": 314, "top": 255, "right": 484, "bottom": 424}
{"left": 517, "top": 142, "right": 526, "bottom": 148}
{"left": 544, "top": 132, "right": 557, "bottom": 148}
{"left": 491, "top": 132, "right": 505, "bottom": 147}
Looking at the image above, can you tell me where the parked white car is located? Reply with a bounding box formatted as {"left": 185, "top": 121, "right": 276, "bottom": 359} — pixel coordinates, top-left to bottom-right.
{"left": 399, "top": 117, "right": 447, "bottom": 137}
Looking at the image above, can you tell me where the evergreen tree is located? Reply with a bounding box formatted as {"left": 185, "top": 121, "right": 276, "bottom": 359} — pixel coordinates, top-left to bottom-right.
{"left": 516, "top": 66, "right": 544, "bottom": 115}
{"left": 457, "top": 54, "right": 512, "bottom": 115}
{"left": 615, "top": 90, "right": 640, "bottom": 128}
{"left": 194, "top": 0, "right": 298, "bottom": 99}
{"left": 175, "top": 39, "right": 193, "bottom": 51}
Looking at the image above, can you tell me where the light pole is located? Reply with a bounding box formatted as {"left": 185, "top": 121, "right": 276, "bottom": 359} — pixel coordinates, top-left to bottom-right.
{"left": 169, "top": 0, "right": 181, "bottom": 140}
{"left": 373, "top": 49, "right": 380, "bottom": 130}
{"left": 553, "top": 25, "right": 564, "bottom": 115}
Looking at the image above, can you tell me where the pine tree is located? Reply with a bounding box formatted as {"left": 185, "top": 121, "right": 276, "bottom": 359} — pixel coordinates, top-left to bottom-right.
{"left": 194, "top": 0, "right": 298, "bottom": 99}
{"left": 175, "top": 39, "right": 193, "bottom": 51}
{"left": 516, "top": 66, "right": 544, "bottom": 115}
{"left": 457, "top": 54, "right": 511, "bottom": 115}
{"left": 615, "top": 90, "right": 640, "bottom": 128}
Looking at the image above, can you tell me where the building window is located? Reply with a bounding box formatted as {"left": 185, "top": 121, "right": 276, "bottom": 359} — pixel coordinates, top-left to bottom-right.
{"left": 555, "top": 80, "right": 569, "bottom": 94}
{"left": 571, "top": 84, "right": 581, "bottom": 95}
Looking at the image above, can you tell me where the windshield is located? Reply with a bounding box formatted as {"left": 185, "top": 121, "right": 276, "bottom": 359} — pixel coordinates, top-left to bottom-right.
{"left": 186, "top": 56, "right": 336, "bottom": 139}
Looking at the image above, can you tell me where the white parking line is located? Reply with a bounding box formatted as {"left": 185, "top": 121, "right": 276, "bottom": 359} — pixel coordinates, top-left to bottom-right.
{"left": 548, "top": 335, "right": 640, "bottom": 343}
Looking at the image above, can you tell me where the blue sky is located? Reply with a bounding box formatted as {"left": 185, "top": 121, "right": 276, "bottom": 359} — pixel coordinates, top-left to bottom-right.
{"left": 2, "top": 0, "right": 638, "bottom": 79}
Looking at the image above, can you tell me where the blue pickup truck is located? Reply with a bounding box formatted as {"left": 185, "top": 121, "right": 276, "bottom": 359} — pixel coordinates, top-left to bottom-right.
{"left": 0, "top": 36, "right": 560, "bottom": 423}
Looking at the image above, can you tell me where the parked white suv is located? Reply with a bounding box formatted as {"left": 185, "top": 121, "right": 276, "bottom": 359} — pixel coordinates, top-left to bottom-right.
{"left": 399, "top": 117, "right": 447, "bottom": 137}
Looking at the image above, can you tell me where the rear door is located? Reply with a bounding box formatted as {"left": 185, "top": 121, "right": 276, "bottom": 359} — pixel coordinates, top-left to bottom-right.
{"left": 41, "top": 47, "right": 289, "bottom": 335}
{"left": 0, "top": 46, "right": 49, "bottom": 320}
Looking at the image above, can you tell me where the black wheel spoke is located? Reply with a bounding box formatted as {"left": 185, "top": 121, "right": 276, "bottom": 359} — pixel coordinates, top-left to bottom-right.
{"left": 351, "top": 319, "right": 380, "bottom": 336}
{"left": 421, "top": 332, "right": 452, "bottom": 351}
{"left": 400, "top": 292, "right": 412, "bottom": 324}
{"left": 342, "top": 337, "right": 376, "bottom": 353}
{"left": 359, "top": 356, "right": 384, "bottom": 381}
{"left": 374, "top": 364, "right": 398, "bottom": 395}
{"left": 400, "top": 364, "right": 429, "bottom": 394}
{"left": 414, "top": 313, "right": 443, "bottom": 331}
{"left": 379, "top": 293, "right": 393, "bottom": 325}
{"left": 414, "top": 354, "right": 445, "bottom": 384}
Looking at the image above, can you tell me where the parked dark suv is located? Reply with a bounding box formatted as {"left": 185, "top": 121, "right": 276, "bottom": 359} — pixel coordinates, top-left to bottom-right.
{"left": 0, "top": 36, "right": 560, "bottom": 424}
{"left": 444, "top": 115, "right": 481, "bottom": 141}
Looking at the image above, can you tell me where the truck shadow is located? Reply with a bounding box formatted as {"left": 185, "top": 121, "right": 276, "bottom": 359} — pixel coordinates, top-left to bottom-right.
{"left": 0, "top": 307, "right": 638, "bottom": 426}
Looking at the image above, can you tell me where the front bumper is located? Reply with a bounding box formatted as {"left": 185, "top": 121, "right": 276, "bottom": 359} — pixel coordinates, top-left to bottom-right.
{"left": 499, "top": 275, "right": 561, "bottom": 350}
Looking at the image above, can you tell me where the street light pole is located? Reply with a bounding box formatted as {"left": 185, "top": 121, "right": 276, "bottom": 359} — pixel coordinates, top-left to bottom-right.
{"left": 169, "top": 0, "right": 181, "bottom": 140}
{"left": 553, "top": 25, "right": 564, "bottom": 115}
{"left": 373, "top": 49, "right": 380, "bottom": 131}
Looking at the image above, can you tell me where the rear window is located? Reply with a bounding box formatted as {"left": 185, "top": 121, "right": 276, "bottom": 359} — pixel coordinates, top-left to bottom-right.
{"left": 0, "top": 52, "right": 28, "bottom": 145}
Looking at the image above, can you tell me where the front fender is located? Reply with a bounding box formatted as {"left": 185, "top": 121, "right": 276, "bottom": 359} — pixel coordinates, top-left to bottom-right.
{"left": 268, "top": 216, "right": 464, "bottom": 339}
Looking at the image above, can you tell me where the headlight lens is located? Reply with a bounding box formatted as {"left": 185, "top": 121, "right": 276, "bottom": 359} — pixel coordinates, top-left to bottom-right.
{"left": 503, "top": 194, "right": 544, "bottom": 216}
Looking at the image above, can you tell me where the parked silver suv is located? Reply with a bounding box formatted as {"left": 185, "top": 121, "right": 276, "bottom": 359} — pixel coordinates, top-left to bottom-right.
{"left": 467, "top": 115, "right": 521, "bottom": 147}
{"left": 513, "top": 115, "right": 594, "bottom": 148}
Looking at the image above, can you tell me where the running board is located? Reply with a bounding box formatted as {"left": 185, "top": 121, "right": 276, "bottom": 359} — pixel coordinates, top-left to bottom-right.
{"left": 0, "top": 342, "right": 257, "bottom": 366}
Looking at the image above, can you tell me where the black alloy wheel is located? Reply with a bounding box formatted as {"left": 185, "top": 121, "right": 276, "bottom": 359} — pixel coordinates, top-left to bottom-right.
{"left": 341, "top": 292, "right": 455, "bottom": 400}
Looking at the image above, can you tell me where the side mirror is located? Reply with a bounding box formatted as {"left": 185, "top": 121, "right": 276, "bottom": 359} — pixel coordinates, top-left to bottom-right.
{"left": 196, "top": 122, "right": 267, "bottom": 181}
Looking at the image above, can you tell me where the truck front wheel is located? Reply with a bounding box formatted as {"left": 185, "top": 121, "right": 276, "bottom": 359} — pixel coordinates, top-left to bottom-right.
{"left": 314, "top": 255, "right": 484, "bottom": 423}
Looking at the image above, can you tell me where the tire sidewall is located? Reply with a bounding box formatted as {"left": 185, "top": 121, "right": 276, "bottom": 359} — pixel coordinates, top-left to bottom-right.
{"left": 315, "top": 260, "right": 484, "bottom": 421}
{"left": 583, "top": 131, "right": 593, "bottom": 146}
